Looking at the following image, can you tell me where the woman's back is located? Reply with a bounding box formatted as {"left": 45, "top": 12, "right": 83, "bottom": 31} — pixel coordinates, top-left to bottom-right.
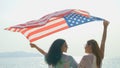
{"left": 49, "top": 54, "right": 77, "bottom": 68}
{"left": 78, "top": 54, "right": 97, "bottom": 68}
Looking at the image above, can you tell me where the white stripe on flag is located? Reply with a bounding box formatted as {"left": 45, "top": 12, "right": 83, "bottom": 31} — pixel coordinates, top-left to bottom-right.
{"left": 28, "top": 23, "right": 68, "bottom": 40}
{"left": 23, "top": 18, "right": 65, "bottom": 37}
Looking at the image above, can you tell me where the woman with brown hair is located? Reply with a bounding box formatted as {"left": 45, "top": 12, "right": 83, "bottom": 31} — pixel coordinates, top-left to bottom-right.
{"left": 78, "top": 20, "right": 109, "bottom": 68}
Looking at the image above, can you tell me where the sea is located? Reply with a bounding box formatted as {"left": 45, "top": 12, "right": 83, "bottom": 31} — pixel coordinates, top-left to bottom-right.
{"left": 0, "top": 56, "right": 120, "bottom": 68}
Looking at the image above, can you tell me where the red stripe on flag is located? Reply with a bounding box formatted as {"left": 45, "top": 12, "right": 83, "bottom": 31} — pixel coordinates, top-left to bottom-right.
{"left": 7, "top": 27, "right": 12, "bottom": 31}
{"left": 26, "top": 19, "right": 66, "bottom": 39}
{"left": 21, "top": 28, "right": 32, "bottom": 34}
{"left": 19, "top": 17, "right": 60, "bottom": 34}
{"left": 74, "top": 9, "right": 89, "bottom": 17}
{"left": 14, "top": 28, "right": 18, "bottom": 32}
{"left": 17, "top": 29, "right": 23, "bottom": 32}
{"left": 29, "top": 26, "right": 68, "bottom": 42}
{"left": 48, "top": 17, "right": 61, "bottom": 22}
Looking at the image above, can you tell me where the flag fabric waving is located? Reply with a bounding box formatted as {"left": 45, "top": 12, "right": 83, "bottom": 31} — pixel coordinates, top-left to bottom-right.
{"left": 5, "top": 9, "right": 103, "bottom": 42}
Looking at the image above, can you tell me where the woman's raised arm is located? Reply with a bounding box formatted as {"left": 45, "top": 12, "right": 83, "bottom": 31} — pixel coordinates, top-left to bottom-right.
{"left": 30, "top": 43, "right": 47, "bottom": 56}
{"left": 100, "top": 20, "right": 109, "bottom": 59}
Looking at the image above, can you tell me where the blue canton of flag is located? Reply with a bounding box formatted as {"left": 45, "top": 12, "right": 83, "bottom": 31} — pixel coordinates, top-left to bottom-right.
{"left": 64, "top": 13, "right": 103, "bottom": 27}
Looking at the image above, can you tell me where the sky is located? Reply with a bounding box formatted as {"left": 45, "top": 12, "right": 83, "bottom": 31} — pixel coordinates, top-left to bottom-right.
{"left": 0, "top": 0, "right": 120, "bottom": 59}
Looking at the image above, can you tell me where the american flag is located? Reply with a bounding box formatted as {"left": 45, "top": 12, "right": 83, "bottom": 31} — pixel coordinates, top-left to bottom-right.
{"left": 5, "top": 9, "right": 103, "bottom": 42}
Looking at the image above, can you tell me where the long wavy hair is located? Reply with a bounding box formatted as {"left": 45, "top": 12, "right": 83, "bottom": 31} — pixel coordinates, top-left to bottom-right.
{"left": 45, "top": 39, "right": 65, "bottom": 66}
{"left": 87, "top": 39, "right": 102, "bottom": 68}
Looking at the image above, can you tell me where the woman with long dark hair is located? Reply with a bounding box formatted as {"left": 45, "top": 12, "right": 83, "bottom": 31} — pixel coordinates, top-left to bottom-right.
{"left": 30, "top": 39, "right": 77, "bottom": 68}
{"left": 78, "top": 20, "right": 109, "bottom": 68}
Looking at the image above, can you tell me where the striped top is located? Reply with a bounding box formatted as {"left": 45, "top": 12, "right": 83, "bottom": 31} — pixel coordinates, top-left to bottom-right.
{"left": 49, "top": 54, "right": 78, "bottom": 68}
